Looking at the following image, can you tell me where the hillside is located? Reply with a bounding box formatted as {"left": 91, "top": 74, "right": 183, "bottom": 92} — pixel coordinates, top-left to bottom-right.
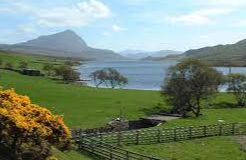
{"left": 1, "top": 52, "right": 246, "bottom": 160}
{"left": 184, "top": 39, "right": 246, "bottom": 66}
{"left": 141, "top": 54, "right": 183, "bottom": 61}
{"left": 0, "top": 30, "right": 123, "bottom": 61}
{"left": 120, "top": 49, "right": 182, "bottom": 59}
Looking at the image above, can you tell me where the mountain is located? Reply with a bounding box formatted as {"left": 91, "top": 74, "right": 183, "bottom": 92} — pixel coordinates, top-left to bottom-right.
{"left": 120, "top": 49, "right": 182, "bottom": 59}
{"left": 183, "top": 39, "right": 246, "bottom": 66}
{"left": 0, "top": 30, "right": 123, "bottom": 60}
{"left": 119, "top": 49, "right": 146, "bottom": 55}
{"left": 148, "top": 50, "right": 182, "bottom": 57}
{"left": 141, "top": 54, "right": 183, "bottom": 61}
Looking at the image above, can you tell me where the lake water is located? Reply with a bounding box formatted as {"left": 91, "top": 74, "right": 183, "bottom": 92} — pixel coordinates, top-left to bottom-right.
{"left": 79, "top": 60, "right": 246, "bottom": 90}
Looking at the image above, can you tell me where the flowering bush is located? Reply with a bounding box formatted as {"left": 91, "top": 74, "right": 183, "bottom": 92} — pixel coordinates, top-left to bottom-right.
{"left": 0, "top": 89, "right": 72, "bottom": 160}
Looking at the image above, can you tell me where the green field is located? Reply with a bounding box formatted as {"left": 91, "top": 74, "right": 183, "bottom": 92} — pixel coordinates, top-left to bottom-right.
{"left": 127, "top": 136, "right": 246, "bottom": 160}
{"left": 0, "top": 52, "right": 246, "bottom": 160}
{"left": 0, "top": 69, "right": 162, "bottom": 128}
{"left": 0, "top": 51, "right": 67, "bottom": 70}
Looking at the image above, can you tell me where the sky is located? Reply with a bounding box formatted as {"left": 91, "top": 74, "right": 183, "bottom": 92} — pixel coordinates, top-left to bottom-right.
{"left": 1, "top": 0, "right": 246, "bottom": 52}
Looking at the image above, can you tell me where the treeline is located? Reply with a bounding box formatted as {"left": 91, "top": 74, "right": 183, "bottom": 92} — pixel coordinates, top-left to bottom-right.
{"left": 42, "top": 63, "right": 80, "bottom": 83}
{"left": 0, "top": 59, "right": 28, "bottom": 70}
{"left": 0, "top": 58, "right": 81, "bottom": 83}
{"left": 161, "top": 59, "right": 246, "bottom": 117}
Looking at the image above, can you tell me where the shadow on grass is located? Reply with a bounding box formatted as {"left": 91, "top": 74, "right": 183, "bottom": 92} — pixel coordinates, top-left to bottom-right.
{"left": 140, "top": 103, "right": 171, "bottom": 116}
{"left": 209, "top": 101, "right": 239, "bottom": 109}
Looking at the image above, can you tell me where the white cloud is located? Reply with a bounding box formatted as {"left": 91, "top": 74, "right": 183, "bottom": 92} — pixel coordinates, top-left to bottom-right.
{"left": 0, "top": 7, "right": 15, "bottom": 13}
{"left": 195, "top": 0, "right": 246, "bottom": 8}
{"left": 234, "top": 20, "right": 246, "bottom": 27}
{"left": 102, "top": 32, "right": 111, "bottom": 36}
{"left": 124, "top": 0, "right": 152, "bottom": 6}
{"left": 167, "top": 8, "right": 232, "bottom": 25}
{"left": 18, "top": 24, "right": 37, "bottom": 33}
{"left": 112, "top": 24, "right": 127, "bottom": 32}
{"left": 77, "top": 0, "right": 111, "bottom": 18}
{"left": 3, "top": 0, "right": 111, "bottom": 28}
{"left": 199, "top": 35, "right": 210, "bottom": 39}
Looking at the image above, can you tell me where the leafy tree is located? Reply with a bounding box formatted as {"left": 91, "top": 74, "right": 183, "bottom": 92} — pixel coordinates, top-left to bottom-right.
{"left": 227, "top": 73, "right": 246, "bottom": 107}
{"left": 55, "top": 65, "right": 80, "bottom": 83}
{"left": 0, "top": 58, "right": 3, "bottom": 67}
{"left": 161, "top": 59, "right": 223, "bottom": 117}
{"left": 0, "top": 89, "right": 71, "bottom": 160}
{"left": 18, "top": 61, "right": 28, "bottom": 69}
{"left": 4, "top": 62, "right": 13, "bottom": 70}
{"left": 90, "top": 68, "right": 128, "bottom": 88}
{"left": 43, "top": 63, "right": 54, "bottom": 76}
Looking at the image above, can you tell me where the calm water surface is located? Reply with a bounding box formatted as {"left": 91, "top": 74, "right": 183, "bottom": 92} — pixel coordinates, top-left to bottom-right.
{"left": 79, "top": 60, "right": 246, "bottom": 90}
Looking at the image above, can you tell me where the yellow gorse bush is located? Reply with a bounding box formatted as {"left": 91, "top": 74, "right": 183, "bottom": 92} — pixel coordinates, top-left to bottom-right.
{"left": 0, "top": 89, "right": 71, "bottom": 150}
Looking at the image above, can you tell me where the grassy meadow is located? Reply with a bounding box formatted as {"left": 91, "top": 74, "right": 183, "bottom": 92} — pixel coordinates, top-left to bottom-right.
{"left": 127, "top": 136, "right": 246, "bottom": 160}
{"left": 0, "top": 51, "right": 67, "bottom": 70}
{"left": 0, "top": 51, "right": 246, "bottom": 160}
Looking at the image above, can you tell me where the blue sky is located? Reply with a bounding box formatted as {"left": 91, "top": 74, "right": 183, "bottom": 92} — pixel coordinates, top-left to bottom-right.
{"left": 1, "top": 0, "right": 246, "bottom": 52}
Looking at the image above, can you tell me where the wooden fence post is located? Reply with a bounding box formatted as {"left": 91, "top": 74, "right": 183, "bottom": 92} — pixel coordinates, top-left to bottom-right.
{"left": 189, "top": 127, "right": 192, "bottom": 139}
{"left": 126, "top": 151, "right": 129, "bottom": 160}
{"left": 219, "top": 124, "right": 223, "bottom": 136}
{"left": 203, "top": 126, "right": 207, "bottom": 137}
{"left": 157, "top": 129, "right": 161, "bottom": 143}
{"left": 174, "top": 128, "right": 177, "bottom": 141}
{"left": 100, "top": 133, "right": 103, "bottom": 142}
{"left": 109, "top": 145, "right": 113, "bottom": 160}
{"left": 79, "top": 134, "right": 84, "bottom": 149}
{"left": 91, "top": 140, "right": 94, "bottom": 154}
{"left": 136, "top": 130, "right": 140, "bottom": 145}
{"left": 232, "top": 123, "right": 235, "bottom": 135}
{"left": 117, "top": 131, "right": 122, "bottom": 146}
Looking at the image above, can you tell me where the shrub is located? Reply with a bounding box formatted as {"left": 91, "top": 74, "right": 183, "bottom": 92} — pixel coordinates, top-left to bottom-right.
{"left": 55, "top": 65, "right": 80, "bottom": 83}
{"left": 227, "top": 73, "right": 246, "bottom": 107}
{"left": 0, "top": 89, "right": 72, "bottom": 160}
{"left": 18, "top": 61, "right": 28, "bottom": 70}
{"left": 4, "top": 62, "right": 13, "bottom": 70}
{"left": 43, "top": 64, "right": 54, "bottom": 76}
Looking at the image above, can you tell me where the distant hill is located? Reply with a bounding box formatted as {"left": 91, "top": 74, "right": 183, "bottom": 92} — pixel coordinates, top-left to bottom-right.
{"left": 0, "top": 30, "right": 123, "bottom": 61}
{"left": 141, "top": 54, "right": 183, "bottom": 61}
{"left": 120, "top": 49, "right": 182, "bottom": 59}
{"left": 183, "top": 39, "right": 246, "bottom": 66}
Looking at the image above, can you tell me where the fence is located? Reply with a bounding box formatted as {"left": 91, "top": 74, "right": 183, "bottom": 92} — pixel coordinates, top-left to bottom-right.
{"left": 79, "top": 137, "right": 163, "bottom": 160}
{"left": 74, "top": 122, "right": 246, "bottom": 146}
{"left": 74, "top": 123, "right": 246, "bottom": 160}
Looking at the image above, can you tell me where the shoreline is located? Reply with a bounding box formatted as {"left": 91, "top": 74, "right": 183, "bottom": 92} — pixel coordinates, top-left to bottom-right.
{"left": 85, "top": 84, "right": 161, "bottom": 91}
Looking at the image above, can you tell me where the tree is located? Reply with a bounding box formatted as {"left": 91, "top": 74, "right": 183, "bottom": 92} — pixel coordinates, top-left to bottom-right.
{"left": 43, "top": 63, "right": 54, "bottom": 76}
{"left": 90, "top": 68, "right": 128, "bottom": 88}
{"left": 0, "top": 58, "right": 3, "bottom": 67}
{"left": 18, "top": 61, "right": 28, "bottom": 69}
{"left": 161, "top": 59, "right": 223, "bottom": 117}
{"left": 227, "top": 73, "right": 246, "bottom": 107}
{"left": 55, "top": 65, "right": 80, "bottom": 83}
{"left": 0, "top": 89, "right": 71, "bottom": 160}
{"left": 4, "top": 62, "right": 13, "bottom": 70}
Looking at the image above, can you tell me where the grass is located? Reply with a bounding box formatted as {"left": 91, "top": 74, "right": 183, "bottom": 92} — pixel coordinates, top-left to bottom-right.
{"left": 161, "top": 108, "right": 246, "bottom": 128}
{"left": 0, "top": 69, "right": 162, "bottom": 128}
{"left": 0, "top": 51, "right": 66, "bottom": 70}
{"left": 1, "top": 51, "right": 246, "bottom": 160}
{"left": 127, "top": 136, "right": 246, "bottom": 160}
{"left": 1, "top": 69, "right": 246, "bottom": 160}
{"left": 52, "top": 148, "right": 93, "bottom": 160}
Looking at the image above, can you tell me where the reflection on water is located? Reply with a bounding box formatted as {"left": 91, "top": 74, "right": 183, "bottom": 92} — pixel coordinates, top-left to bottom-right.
{"left": 79, "top": 60, "right": 246, "bottom": 90}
